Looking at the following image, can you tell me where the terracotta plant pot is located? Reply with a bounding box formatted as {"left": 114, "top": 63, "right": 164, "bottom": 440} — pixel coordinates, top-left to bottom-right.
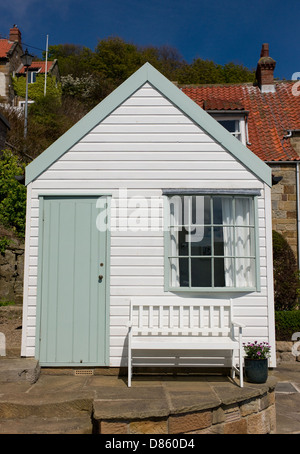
{"left": 244, "top": 358, "right": 268, "bottom": 384}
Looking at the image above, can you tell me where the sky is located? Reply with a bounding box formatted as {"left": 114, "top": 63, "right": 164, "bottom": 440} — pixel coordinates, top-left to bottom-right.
{"left": 1, "top": 0, "right": 299, "bottom": 80}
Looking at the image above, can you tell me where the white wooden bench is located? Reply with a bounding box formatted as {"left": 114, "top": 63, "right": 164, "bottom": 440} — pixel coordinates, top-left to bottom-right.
{"left": 127, "top": 298, "right": 244, "bottom": 387}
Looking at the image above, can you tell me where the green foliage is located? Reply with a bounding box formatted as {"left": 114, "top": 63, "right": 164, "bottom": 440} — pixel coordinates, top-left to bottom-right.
{"left": 177, "top": 59, "right": 255, "bottom": 85}
{"left": 12, "top": 74, "right": 62, "bottom": 102}
{"left": 275, "top": 311, "right": 300, "bottom": 341}
{"left": 93, "top": 37, "right": 143, "bottom": 84}
{"left": 273, "top": 230, "right": 300, "bottom": 310}
{"left": 0, "top": 300, "right": 15, "bottom": 307}
{"left": 0, "top": 150, "right": 26, "bottom": 237}
{"left": 45, "top": 44, "right": 94, "bottom": 77}
{"left": 0, "top": 236, "right": 10, "bottom": 253}
{"left": 49, "top": 37, "right": 255, "bottom": 97}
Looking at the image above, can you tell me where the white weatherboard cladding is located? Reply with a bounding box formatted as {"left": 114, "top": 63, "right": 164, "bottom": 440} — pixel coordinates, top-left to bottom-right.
{"left": 22, "top": 83, "right": 275, "bottom": 367}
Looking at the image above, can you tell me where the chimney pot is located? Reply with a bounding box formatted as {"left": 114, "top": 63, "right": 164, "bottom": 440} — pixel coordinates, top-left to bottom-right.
{"left": 260, "top": 43, "right": 269, "bottom": 58}
{"left": 256, "top": 43, "right": 276, "bottom": 93}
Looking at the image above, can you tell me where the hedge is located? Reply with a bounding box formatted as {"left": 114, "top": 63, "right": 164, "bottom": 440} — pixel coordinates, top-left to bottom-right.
{"left": 273, "top": 230, "right": 300, "bottom": 310}
{"left": 275, "top": 310, "right": 300, "bottom": 341}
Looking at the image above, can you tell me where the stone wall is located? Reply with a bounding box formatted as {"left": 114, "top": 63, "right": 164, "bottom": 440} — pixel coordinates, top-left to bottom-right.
{"left": 276, "top": 341, "right": 300, "bottom": 363}
{"left": 94, "top": 385, "right": 277, "bottom": 434}
{"left": 270, "top": 163, "right": 298, "bottom": 261}
{"left": 0, "top": 241, "right": 24, "bottom": 304}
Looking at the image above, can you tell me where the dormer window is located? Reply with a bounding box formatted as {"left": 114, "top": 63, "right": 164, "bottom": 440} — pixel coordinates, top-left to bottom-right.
{"left": 210, "top": 114, "right": 247, "bottom": 145}
{"left": 218, "top": 119, "right": 241, "bottom": 141}
{"left": 202, "top": 99, "right": 248, "bottom": 146}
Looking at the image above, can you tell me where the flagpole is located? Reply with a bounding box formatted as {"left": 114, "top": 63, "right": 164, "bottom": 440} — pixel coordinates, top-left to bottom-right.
{"left": 44, "top": 34, "right": 49, "bottom": 96}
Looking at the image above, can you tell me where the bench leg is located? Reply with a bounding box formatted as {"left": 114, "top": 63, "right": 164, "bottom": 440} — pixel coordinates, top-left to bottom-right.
{"left": 231, "top": 349, "right": 236, "bottom": 380}
{"left": 128, "top": 359, "right": 132, "bottom": 387}
{"left": 239, "top": 346, "right": 243, "bottom": 388}
{"left": 128, "top": 337, "right": 132, "bottom": 387}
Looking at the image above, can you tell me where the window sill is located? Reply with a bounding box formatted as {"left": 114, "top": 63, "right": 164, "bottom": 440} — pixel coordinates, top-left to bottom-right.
{"left": 165, "top": 287, "right": 258, "bottom": 293}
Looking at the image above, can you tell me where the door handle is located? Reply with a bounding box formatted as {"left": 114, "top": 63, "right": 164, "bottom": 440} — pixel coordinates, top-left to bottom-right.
{"left": 98, "top": 275, "right": 103, "bottom": 280}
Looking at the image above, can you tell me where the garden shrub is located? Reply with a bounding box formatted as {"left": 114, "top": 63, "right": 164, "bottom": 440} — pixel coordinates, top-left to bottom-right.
{"left": 273, "top": 230, "right": 300, "bottom": 311}
{"left": 275, "top": 310, "right": 300, "bottom": 341}
{"left": 0, "top": 150, "right": 26, "bottom": 237}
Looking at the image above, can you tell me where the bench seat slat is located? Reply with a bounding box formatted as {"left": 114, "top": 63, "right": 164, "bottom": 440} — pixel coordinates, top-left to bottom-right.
{"left": 131, "top": 337, "right": 239, "bottom": 350}
{"left": 132, "top": 328, "right": 231, "bottom": 335}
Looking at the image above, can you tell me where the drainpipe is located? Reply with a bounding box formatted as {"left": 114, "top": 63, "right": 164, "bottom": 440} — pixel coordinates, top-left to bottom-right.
{"left": 245, "top": 115, "right": 251, "bottom": 146}
{"left": 297, "top": 163, "right": 300, "bottom": 269}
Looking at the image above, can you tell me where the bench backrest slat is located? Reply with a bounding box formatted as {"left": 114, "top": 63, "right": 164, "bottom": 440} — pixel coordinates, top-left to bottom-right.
{"left": 130, "top": 299, "right": 234, "bottom": 337}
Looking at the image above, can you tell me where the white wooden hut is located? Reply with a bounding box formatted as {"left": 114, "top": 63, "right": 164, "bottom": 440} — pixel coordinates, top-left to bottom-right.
{"left": 21, "top": 63, "right": 276, "bottom": 376}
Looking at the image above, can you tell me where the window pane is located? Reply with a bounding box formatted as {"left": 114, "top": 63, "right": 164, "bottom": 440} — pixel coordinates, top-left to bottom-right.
{"left": 235, "top": 197, "right": 254, "bottom": 225}
{"left": 178, "top": 227, "right": 189, "bottom": 256}
{"left": 214, "top": 258, "right": 226, "bottom": 287}
{"left": 169, "top": 257, "right": 189, "bottom": 287}
{"left": 213, "top": 226, "right": 224, "bottom": 255}
{"left": 219, "top": 120, "right": 237, "bottom": 133}
{"left": 169, "top": 257, "right": 180, "bottom": 287}
{"left": 223, "top": 257, "right": 235, "bottom": 287}
{"left": 191, "top": 258, "right": 211, "bottom": 287}
{"left": 190, "top": 226, "right": 211, "bottom": 256}
{"left": 214, "top": 197, "right": 233, "bottom": 225}
{"left": 170, "top": 228, "right": 190, "bottom": 257}
{"left": 191, "top": 195, "right": 211, "bottom": 225}
{"left": 214, "top": 226, "right": 235, "bottom": 257}
{"left": 179, "top": 258, "right": 189, "bottom": 287}
{"left": 235, "top": 227, "right": 255, "bottom": 257}
{"left": 235, "top": 258, "right": 255, "bottom": 288}
{"left": 169, "top": 195, "right": 187, "bottom": 227}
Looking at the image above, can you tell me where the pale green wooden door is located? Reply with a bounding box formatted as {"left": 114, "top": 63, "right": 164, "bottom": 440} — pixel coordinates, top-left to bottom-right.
{"left": 38, "top": 196, "right": 109, "bottom": 366}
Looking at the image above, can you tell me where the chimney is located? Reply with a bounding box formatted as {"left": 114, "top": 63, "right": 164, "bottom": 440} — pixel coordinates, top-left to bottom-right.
{"left": 9, "top": 25, "right": 22, "bottom": 44}
{"left": 256, "top": 43, "right": 276, "bottom": 93}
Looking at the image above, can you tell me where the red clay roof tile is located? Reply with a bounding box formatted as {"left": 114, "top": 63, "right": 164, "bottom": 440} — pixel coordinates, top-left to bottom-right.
{"left": 17, "top": 61, "right": 54, "bottom": 74}
{"left": 182, "top": 81, "right": 300, "bottom": 162}
{"left": 0, "top": 39, "right": 13, "bottom": 58}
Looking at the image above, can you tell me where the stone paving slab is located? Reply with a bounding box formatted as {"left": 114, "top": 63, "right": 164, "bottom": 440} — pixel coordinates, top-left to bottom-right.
{"left": 0, "top": 359, "right": 299, "bottom": 434}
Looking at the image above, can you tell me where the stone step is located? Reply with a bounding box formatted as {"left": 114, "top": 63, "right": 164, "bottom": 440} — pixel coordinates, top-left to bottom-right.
{"left": 0, "top": 414, "right": 93, "bottom": 434}
{"left": 0, "top": 358, "right": 40, "bottom": 383}
{"left": 0, "top": 392, "right": 94, "bottom": 420}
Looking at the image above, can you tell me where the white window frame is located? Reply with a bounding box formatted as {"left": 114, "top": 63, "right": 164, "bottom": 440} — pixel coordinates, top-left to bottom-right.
{"left": 211, "top": 114, "right": 247, "bottom": 145}
{"left": 163, "top": 190, "right": 260, "bottom": 293}
{"left": 28, "top": 71, "right": 38, "bottom": 84}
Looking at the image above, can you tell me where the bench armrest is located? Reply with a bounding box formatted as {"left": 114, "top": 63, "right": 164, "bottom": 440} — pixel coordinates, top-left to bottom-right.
{"left": 232, "top": 321, "right": 245, "bottom": 329}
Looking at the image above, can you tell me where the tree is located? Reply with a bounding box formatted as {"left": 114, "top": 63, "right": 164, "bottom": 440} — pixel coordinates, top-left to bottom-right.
{"left": 222, "top": 62, "right": 255, "bottom": 83}
{"left": 177, "top": 58, "right": 225, "bottom": 84}
{"left": 273, "top": 230, "right": 300, "bottom": 310}
{"left": 45, "top": 44, "right": 94, "bottom": 77}
{"left": 93, "top": 37, "right": 143, "bottom": 84}
{"left": 0, "top": 150, "right": 26, "bottom": 237}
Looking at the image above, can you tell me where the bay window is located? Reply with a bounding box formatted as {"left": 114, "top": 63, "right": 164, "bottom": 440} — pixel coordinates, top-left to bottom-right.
{"left": 164, "top": 191, "right": 259, "bottom": 291}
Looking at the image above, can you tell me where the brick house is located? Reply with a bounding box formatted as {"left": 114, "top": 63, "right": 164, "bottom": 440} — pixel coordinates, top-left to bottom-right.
{"left": 0, "top": 25, "right": 60, "bottom": 107}
{"left": 0, "top": 26, "right": 23, "bottom": 104}
{"left": 181, "top": 44, "right": 300, "bottom": 265}
{"left": 16, "top": 59, "right": 60, "bottom": 83}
